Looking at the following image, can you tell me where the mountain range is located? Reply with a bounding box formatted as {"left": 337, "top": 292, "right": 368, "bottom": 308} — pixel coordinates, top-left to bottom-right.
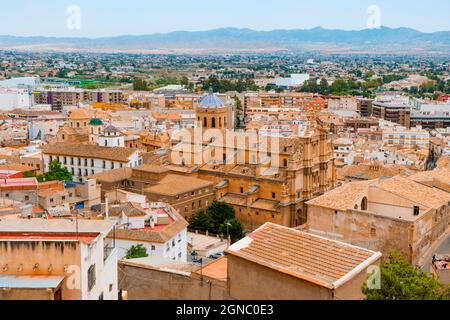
{"left": 1, "top": 27, "right": 449, "bottom": 54}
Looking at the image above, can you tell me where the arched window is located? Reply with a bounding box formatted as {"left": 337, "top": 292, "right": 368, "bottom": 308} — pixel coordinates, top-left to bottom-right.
{"left": 203, "top": 117, "right": 207, "bottom": 127}
{"left": 212, "top": 117, "right": 216, "bottom": 128}
{"left": 219, "top": 117, "right": 222, "bottom": 128}
{"left": 361, "top": 197, "right": 368, "bottom": 211}
{"left": 283, "top": 159, "right": 288, "bottom": 167}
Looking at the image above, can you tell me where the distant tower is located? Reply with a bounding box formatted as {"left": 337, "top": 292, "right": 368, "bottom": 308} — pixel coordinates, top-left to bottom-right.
{"left": 195, "top": 88, "right": 233, "bottom": 130}
{"left": 88, "top": 117, "right": 104, "bottom": 144}
{"left": 98, "top": 124, "right": 124, "bottom": 148}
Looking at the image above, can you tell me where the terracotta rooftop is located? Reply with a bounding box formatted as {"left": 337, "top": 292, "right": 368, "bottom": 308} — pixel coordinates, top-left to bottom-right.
{"left": 89, "top": 168, "right": 132, "bottom": 183}
{"left": 226, "top": 223, "right": 381, "bottom": 289}
{"left": 68, "top": 108, "right": 93, "bottom": 120}
{"left": 133, "top": 164, "right": 169, "bottom": 174}
{"left": 145, "top": 174, "right": 213, "bottom": 196}
{"left": 0, "top": 164, "right": 36, "bottom": 172}
{"left": 42, "top": 143, "right": 139, "bottom": 163}
{"left": 307, "top": 180, "right": 372, "bottom": 211}
{"left": 377, "top": 175, "right": 450, "bottom": 209}
{"left": 407, "top": 167, "right": 450, "bottom": 191}
{"left": 308, "top": 171, "right": 450, "bottom": 218}
{"left": 337, "top": 163, "right": 408, "bottom": 181}
{"left": 112, "top": 206, "right": 188, "bottom": 243}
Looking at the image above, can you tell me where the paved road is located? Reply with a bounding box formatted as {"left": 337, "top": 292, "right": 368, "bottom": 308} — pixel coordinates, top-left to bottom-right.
{"left": 423, "top": 235, "right": 450, "bottom": 272}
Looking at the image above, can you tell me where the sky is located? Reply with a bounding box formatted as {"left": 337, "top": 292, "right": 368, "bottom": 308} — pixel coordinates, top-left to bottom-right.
{"left": 0, "top": 0, "right": 449, "bottom": 37}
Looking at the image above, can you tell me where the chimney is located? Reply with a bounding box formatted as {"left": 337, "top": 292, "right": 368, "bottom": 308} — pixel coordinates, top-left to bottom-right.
{"left": 413, "top": 206, "right": 420, "bottom": 216}
{"left": 150, "top": 217, "right": 155, "bottom": 229}
{"left": 105, "top": 197, "right": 109, "bottom": 221}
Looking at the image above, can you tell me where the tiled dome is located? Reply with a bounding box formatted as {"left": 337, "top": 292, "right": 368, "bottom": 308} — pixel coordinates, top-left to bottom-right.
{"left": 199, "top": 88, "right": 224, "bottom": 109}
{"left": 89, "top": 117, "right": 104, "bottom": 126}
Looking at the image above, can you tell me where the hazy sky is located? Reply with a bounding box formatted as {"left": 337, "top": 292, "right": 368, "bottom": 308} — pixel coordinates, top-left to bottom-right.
{"left": 1, "top": 0, "right": 449, "bottom": 37}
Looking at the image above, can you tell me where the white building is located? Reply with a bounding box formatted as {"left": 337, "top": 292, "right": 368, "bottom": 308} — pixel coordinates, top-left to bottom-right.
{"left": 0, "top": 76, "right": 41, "bottom": 88}
{"left": 333, "top": 137, "right": 356, "bottom": 165}
{"left": 110, "top": 202, "right": 189, "bottom": 262}
{"left": 0, "top": 88, "right": 31, "bottom": 110}
{"left": 0, "top": 219, "right": 118, "bottom": 300}
{"left": 98, "top": 124, "right": 125, "bottom": 148}
{"left": 42, "top": 143, "right": 142, "bottom": 183}
{"left": 382, "top": 125, "right": 430, "bottom": 148}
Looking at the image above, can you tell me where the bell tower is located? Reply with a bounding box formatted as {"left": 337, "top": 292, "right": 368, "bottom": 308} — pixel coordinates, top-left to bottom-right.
{"left": 196, "top": 88, "right": 233, "bottom": 130}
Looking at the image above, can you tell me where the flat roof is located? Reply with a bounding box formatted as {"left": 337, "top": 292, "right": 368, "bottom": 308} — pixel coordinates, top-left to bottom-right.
{"left": 193, "top": 257, "right": 228, "bottom": 282}
{"left": 0, "top": 219, "right": 115, "bottom": 235}
{"left": 0, "top": 275, "right": 65, "bottom": 289}
{"left": 0, "top": 232, "right": 99, "bottom": 245}
{"left": 120, "top": 256, "right": 194, "bottom": 275}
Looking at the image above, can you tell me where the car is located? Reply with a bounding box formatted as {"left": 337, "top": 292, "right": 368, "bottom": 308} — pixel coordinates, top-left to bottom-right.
{"left": 209, "top": 252, "right": 226, "bottom": 259}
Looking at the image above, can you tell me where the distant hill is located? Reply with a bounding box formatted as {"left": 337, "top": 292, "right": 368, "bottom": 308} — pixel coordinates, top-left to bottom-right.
{"left": 1, "top": 27, "right": 449, "bottom": 54}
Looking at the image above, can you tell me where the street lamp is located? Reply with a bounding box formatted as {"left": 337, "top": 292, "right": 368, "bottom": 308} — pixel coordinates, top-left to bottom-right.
{"left": 191, "top": 251, "right": 203, "bottom": 286}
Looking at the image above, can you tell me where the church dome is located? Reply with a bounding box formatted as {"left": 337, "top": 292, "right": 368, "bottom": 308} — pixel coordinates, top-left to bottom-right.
{"left": 199, "top": 88, "right": 224, "bottom": 109}
{"left": 89, "top": 117, "right": 104, "bottom": 126}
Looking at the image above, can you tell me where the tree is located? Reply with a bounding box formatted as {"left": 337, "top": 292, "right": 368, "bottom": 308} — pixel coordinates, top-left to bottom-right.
{"left": 126, "top": 244, "right": 149, "bottom": 259}
{"left": 180, "top": 76, "right": 189, "bottom": 87}
{"left": 188, "top": 209, "right": 213, "bottom": 232}
{"left": 219, "top": 219, "right": 245, "bottom": 243}
{"left": 207, "top": 201, "right": 235, "bottom": 233}
{"left": 44, "top": 160, "right": 72, "bottom": 182}
{"left": 133, "top": 78, "right": 149, "bottom": 91}
{"left": 188, "top": 202, "right": 245, "bottom": 243}
{"left": 363, "top": 252, "right": 450, "bottom": 300}
{"left": 319, "top": 78, "right": 330, "bottom": 95}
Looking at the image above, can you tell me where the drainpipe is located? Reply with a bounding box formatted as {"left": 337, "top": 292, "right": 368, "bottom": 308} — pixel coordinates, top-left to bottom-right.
{"left": 105, "top": 196, "right": 109, "bottom": 221}
{"left": 409, "top": 224, "right": 415, "bottom": 263}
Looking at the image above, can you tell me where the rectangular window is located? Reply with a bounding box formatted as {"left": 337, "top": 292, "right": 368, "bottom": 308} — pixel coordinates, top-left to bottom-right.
{"left": 88, "top": 264, "right": 96, "bottom": 291}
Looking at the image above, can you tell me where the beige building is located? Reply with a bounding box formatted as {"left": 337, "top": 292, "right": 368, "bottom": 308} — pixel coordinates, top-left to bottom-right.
{"left": 170, "top": 125, "right": 336, "bottom": 230}
{"left": 226, "top": 223, "right": 381, "bottom": 300}
{"left": 90, "top": 164, "right": 215, "bottom": 221}
{"left": 307, "top": 169, "right": 450, "bottom": 264}
{"left": 118, "top": 223, "right": 381, "bottom": 300}
{"left": 0, "top": 219, "right": 118, "bottom": 300}
{"left": 38, "top": 179, "right": 101, "bottom": 213}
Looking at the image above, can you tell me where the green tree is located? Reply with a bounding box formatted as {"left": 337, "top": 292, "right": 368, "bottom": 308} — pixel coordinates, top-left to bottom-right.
{"left": 319, "top": 78, "right": 330, "bottom": 95}
{"left": 180, "top": 76, "right": 189, "bottom": 87}
{"left": 188, "top": 202, "right": 244, "bottom": 243}
{"left": 44, "top": 160, "right": 72, "bottom": 182}
{"left": 219, "top": 218, "right": 245, "bottom": 243}
{"left": 188, "top": 209, "right": 213, "bottom": 232}
{"left": 126, "top": 244, "right": 149, "bottom": 259}
{"left": 133, "top": 78, "right": 149, "bottom": 91}
{"left": 207, "top": 201, "right": 235, "bottom": 233}
{"left": 363, "top": 252, "right": 450, "bottom": 300}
